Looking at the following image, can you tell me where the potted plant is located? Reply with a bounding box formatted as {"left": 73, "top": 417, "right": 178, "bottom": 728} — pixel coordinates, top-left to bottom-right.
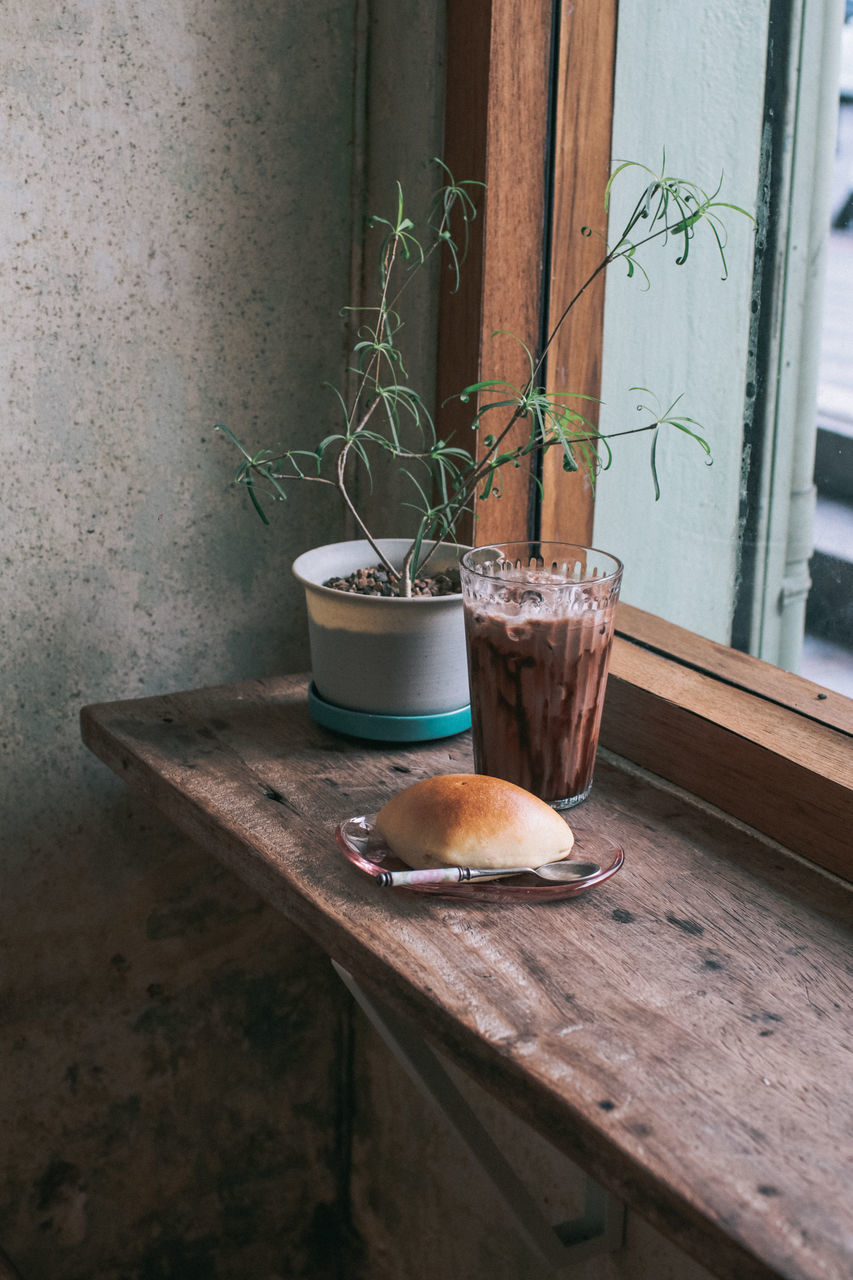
{"left": 218, "top": 158, "right": 750, "bottom": 739}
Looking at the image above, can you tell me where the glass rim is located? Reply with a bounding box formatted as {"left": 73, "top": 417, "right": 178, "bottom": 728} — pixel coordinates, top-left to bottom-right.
{"left": 460, "top": 540, "right": 624, "bottom": 587}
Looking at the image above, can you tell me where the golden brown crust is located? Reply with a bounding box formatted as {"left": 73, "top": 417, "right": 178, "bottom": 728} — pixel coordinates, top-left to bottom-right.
{"left": 374, "top": 773, "right": 574, "bottom": 869}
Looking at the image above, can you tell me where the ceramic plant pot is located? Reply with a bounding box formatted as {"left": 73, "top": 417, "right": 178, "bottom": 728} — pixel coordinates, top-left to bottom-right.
{"left": 291, "top": 539, "right": 471, "bottom": 740}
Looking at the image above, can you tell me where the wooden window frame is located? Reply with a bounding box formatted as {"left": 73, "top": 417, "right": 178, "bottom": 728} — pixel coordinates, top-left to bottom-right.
{"left": 437, "top": 0, "right": 852, "bottom": 883}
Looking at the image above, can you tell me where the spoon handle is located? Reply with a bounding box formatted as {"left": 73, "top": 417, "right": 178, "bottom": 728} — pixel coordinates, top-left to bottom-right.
{"left": 375, "top": 865, "right": 503, "bottom": 887}
{"left": 374, "top": 862, "right": 596, "bottom": 888}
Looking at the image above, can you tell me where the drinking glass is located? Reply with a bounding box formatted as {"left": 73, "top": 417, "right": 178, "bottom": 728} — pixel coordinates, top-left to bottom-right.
{"left": 460, "top": 541, "right": 623, "bottom": 808}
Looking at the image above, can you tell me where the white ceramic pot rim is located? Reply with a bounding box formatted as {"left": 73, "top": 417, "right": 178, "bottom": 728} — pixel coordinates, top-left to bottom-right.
{"left": 292, "top": 538, "right": 467, "bottom": 602}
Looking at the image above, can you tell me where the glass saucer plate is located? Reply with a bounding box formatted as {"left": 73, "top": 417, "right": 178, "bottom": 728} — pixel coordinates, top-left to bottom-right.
{"left": 335, "top": 813, "right": 624, "bottom": 901}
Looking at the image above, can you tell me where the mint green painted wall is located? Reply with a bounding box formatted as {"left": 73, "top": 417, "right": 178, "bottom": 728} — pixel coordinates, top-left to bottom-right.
{"left": 592, "top": 0, "right": 768, "bottom": 644}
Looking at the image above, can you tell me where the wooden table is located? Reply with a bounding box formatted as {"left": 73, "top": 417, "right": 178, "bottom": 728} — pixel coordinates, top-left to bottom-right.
{"left": 80, "top": 673, "right": 853, "bottom": 1280}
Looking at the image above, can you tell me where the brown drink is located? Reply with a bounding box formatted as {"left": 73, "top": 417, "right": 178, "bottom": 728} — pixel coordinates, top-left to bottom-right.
{"left": 460, "top": 545, "right": 623, "bottom": 808}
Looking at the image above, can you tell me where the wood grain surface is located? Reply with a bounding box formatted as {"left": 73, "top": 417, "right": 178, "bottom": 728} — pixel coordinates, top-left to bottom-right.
{"left": 539, "top": 0, "right": 617, "bottom": 546}
{"left": 81, "top": 677, "right": 853, "bottom": 1280}
{"left": 617, "top": 603, "right": 853, "bottom": 736}
{"left": 438, "top": 0, "right": 553, "bottom": 546}
{"left": 604, "top": 605, "right": 853, "bottom": 881}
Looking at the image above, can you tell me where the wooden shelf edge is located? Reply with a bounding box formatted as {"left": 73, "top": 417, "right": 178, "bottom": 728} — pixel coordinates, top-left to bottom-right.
{"left": 602, "top": 636, "right": 853, "bottom": 883}
{"left": 615, "top": 602, "right": 853, "bottom": 735}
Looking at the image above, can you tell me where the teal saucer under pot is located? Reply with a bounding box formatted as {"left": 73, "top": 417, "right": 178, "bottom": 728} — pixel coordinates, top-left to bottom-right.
{"left": 307, "top": 682, "right": 471, "bottom": 742}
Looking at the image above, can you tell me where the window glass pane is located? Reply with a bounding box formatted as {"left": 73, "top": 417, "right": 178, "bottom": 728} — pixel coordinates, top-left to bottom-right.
{"left": 802, "top": 11, "right": 853, "bottom": 697}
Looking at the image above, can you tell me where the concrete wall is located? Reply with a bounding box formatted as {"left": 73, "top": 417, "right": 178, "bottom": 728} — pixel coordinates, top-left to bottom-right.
{"left": 1, "top": 3, "right": 358, "bottom": 1276}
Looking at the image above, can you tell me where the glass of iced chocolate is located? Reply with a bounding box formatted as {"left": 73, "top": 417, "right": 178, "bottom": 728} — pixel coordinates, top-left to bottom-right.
{"left": 460, "top": 542, "right": 623, "bottom": 809}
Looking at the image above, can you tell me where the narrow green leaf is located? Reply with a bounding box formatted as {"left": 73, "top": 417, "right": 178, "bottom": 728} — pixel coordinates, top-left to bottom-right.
{"left": 668, "top": 419, "right": 713, "bottom": 457}
{"left": 246, "top": 480, "right": 271, "bottom": 524}
{"left": 649, "top": 426, "right": 661, "bottom": 502}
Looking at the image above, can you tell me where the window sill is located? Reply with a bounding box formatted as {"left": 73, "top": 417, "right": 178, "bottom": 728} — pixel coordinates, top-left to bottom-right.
{"left": 603, "top": 604, "right": 853, "bottom": 882}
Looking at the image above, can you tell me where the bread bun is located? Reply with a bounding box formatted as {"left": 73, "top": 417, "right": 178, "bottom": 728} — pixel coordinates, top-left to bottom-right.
{"left": 374, "top": 773, "right": 574, "bottom": 869}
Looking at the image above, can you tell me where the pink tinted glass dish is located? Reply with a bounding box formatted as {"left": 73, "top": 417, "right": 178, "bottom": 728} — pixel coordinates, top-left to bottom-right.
{"left": 335, "top": 813, "right": 624, "bottom": 901}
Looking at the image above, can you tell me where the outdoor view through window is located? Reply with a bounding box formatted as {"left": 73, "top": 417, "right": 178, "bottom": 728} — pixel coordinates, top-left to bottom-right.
{"left": 804, "top": 9, "right": 853, "bottom": 696}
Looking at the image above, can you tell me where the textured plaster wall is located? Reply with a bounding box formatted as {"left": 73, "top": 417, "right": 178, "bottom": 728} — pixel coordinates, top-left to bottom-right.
{"left": 0, "top": 2, "right": 358, "bottom": 1276}
{"left": 343, "top": 2, "right": 451, "bottom": 541}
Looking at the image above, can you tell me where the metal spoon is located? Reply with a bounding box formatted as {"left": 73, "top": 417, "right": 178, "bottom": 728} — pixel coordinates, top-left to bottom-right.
{"left": 376, "top": 858, "right": 601, "bottom": 888}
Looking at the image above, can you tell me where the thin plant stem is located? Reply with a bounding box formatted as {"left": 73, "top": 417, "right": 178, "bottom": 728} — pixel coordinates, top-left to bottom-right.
{"left": 218, "top": 161, "right": 752, "bottom": 595}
